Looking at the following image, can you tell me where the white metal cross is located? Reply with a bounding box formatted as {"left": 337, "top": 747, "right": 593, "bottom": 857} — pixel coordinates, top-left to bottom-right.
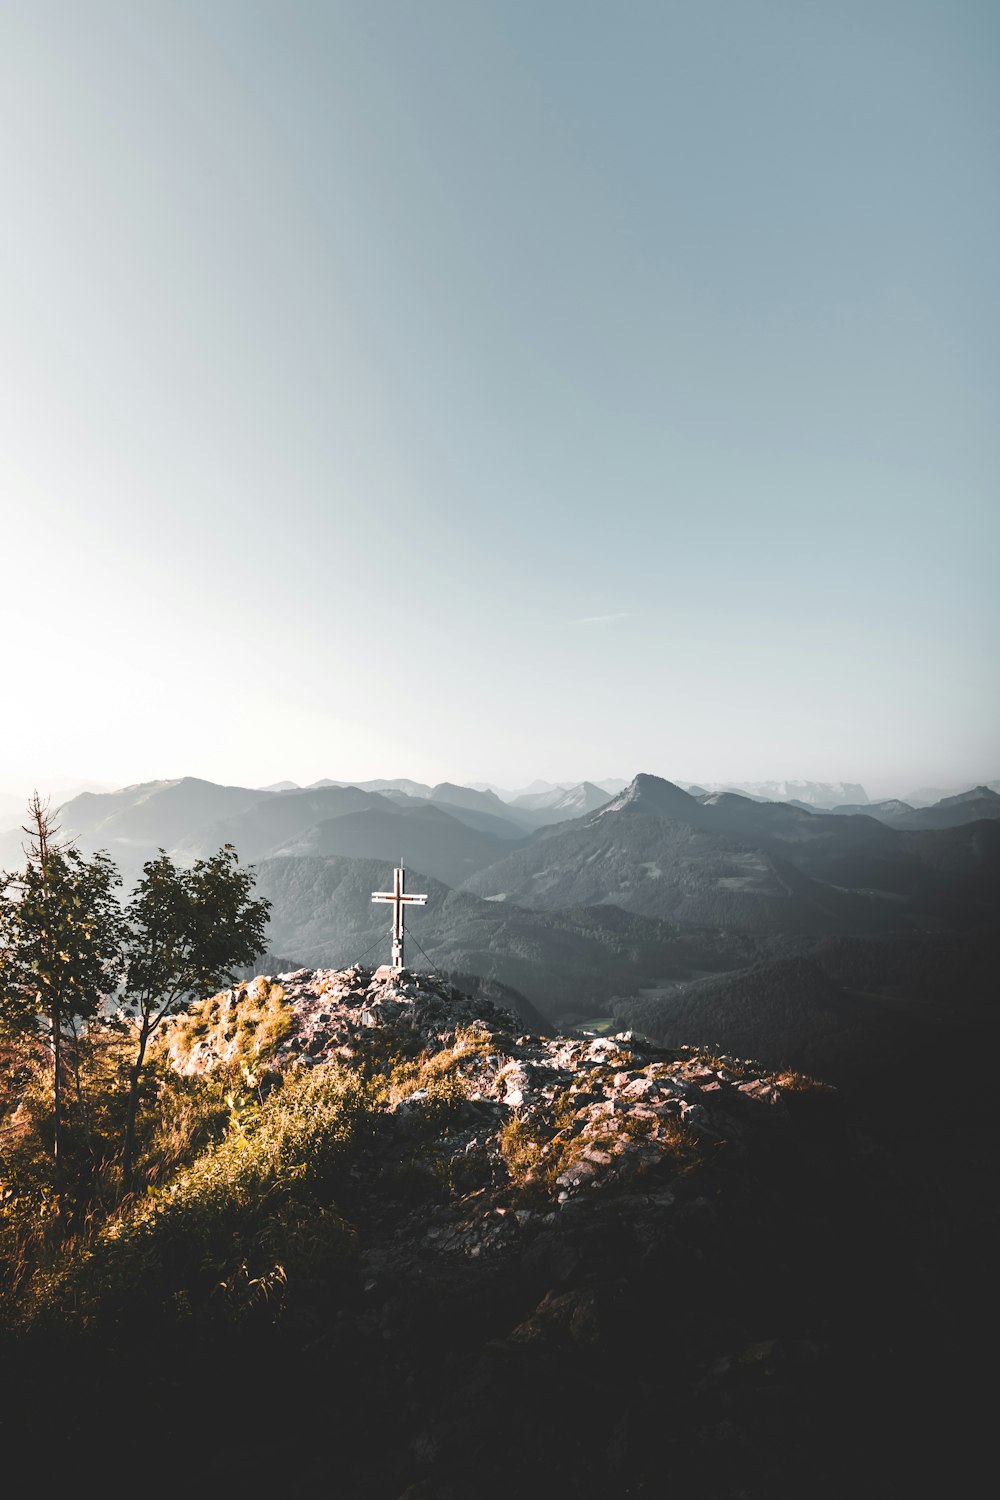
{"left": 371, "top": 864, "right": 427, "bottom": 971}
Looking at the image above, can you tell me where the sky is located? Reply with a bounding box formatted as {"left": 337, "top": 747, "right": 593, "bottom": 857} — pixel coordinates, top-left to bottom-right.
{"left": 0, "top": 0, "right": 997, "bottom": 802}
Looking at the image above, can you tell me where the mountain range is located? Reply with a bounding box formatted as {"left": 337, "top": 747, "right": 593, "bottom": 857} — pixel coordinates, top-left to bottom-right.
{"left": 902, "top": 778, "right": 1000, "bottom": 806}
{"left": 2, "top": 770, "right": 996, "bottom": 1089}
{"left": 829, "top": 785, "right": 1000, "bottom": 829}
{"left": 5, "top": 772, "right": 996, "bottom": 921}
{"left": 2, "top": 777, "right": 624, "bottom": 887}
{"left": 464, "top": 775, "right": 1000, "bottom": 929}
{"left": 683, "top": 779, "right": 870, "bottom": 807}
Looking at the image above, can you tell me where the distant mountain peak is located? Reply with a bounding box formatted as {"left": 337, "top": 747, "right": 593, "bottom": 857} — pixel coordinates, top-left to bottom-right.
{"left": 699, "top": 790, "right": 761, "bottom": 809}
{"left": 595, "top": 773, "right": 700, "bottom": 821}
{"left": 902, "top": 780, "right": 1000, "bottom": 807}
{"left": 510, "top": 782, "right": 612, "bottom": 817}
{"left": 430, "top": 782, "right": 509, "bottom": 812}
{"left": 692, "top": 780, "right": 869, "bottom": 809}
{"left": 937, "top": 785, "right": 1000, "bottom": 808}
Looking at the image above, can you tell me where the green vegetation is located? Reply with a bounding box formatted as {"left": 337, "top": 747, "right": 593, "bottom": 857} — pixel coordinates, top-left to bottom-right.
{"left": 1, "top": 836, "right": 505, "bottom": 1346}
{"left": 0, "top": 995, "right": 522, "bottom": 1341}
{"left": 0, "top": 973, "right": 392, "bottom": 1340}
{"left": 9, "top": 1066, "right": 378, "bottom": 1336}
{"left": 118, "top": 843, "right": 270, "bottom": 1183}
{"left": 0, "top": 798, "right": 707, "bottom": 1357}
{"left": 0, "top": 796, "right": 125, "bottom": 1224}
{"left": 0, "top": 796, "right": 284, "bottom": 1336}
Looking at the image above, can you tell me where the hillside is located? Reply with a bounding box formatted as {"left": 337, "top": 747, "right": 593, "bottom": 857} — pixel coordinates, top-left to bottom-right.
{"left": 462, "top": 773, "right": 997, "bottom": 931}
{"left": 377, "top": 787, "right": 528, "bottom": 841}
{"left": 248, "top": 852, "right": 1000, "bottom": 1115}
{"left": 895, "top": 786, "right": 1000, "bottom": 829}
{"left": 172, "top": 784, "right": 395, "bottom": 863}
{"left": 3, "top": 774, "right": 995, "bottom": 1097}
{"left": 0, "top": 779, "right": 525, "bottom": 885}
{"left": 0, "top": 776, "right": 275, "bottom": 879}
{"left": 508, "top": 781, "right": 613, "bottom": 822}
{"left": 463, "top": 781, "right": 890, "bottom": 934}
{"left": 6, "top": 777, "right": 273, "bottom": 880}
{"left": 831, "top": 787, "right": 1000, "bottom": 830}
{"left": 610, "top": 922, "right": 999, "bottom": 1103}
{"left": 248, "top": 854, "right": 779, "bottom": 1016}
{"left": 1, "top": 966, "right": 991, "bottom": 1497}
{"left": 4, "top": 774, "right": 992, "bottom": 919}
{"left": 271, "top": 803, "right": 508, "bottom": 886}
{"left": 428, "top": 781, "right": 522, "bottom": 821}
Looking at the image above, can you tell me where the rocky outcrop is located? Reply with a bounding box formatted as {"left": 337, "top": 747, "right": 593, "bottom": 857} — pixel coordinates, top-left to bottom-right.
{"left": 166, "top": 964, "right": 837, "bottom": 1193}
{"left": 143, "top": 965, "right": 982, "bottom": 1499}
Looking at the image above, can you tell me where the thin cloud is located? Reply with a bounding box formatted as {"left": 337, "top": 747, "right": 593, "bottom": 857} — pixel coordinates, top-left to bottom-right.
{"left": 571, "top": 612, "right": 633, "bottom": 626}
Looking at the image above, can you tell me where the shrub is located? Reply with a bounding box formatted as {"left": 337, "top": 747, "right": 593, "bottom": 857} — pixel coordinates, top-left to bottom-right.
{"left": 499, "top": 1114, "right": 552, "bottom": 1190}
{"left": 8, "top": 1065, "right": 379, "bottom": 1337}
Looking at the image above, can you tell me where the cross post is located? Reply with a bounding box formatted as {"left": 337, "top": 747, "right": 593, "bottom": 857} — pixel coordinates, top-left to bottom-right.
{"left": 371, "top": 864, "right": 427, "bottom": 971}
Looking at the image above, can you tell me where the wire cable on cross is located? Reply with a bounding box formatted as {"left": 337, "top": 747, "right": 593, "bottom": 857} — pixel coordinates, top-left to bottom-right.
{"left": 336, "top": 930, "right": 391, "bottom": 972}
{"left": 404, "top": 931, "right": 441, "bottom": 977}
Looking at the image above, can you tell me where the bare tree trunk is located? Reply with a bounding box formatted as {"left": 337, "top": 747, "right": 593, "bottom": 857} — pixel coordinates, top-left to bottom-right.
{"left": 69, "top": 1019, "right": 107, "bottom": 1211}
{"left": 52, "top": 1000, "right": 65, "bottom": 1230}
{"left": 30, "top": 794, "right": 66, "bottom": 1231}
{"left": 122, "top": 1017, "right": 152, "bottom": 1188}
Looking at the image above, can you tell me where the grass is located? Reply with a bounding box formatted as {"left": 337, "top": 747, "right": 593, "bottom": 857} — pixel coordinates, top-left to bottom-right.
{"left": 0, "top": 1005, "right": 513, "bottom": 1339}
{"left": 161, "top": 977, "right": 294, "bottom": 1074}
{"left": 2, "top": 1064, "right": 382, "bottom": 1337}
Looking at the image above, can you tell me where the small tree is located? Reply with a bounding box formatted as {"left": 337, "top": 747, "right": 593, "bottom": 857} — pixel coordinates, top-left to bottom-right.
{"left": 120, "top": 845, "right": 270, "bottom": 1183}
{"left": 0, "top": 795, "right": 124, "bottom": 1218}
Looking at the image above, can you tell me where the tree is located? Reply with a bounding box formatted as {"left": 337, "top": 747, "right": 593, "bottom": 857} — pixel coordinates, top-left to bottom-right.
{"left": 120, "top": 845, "right": 270, "bottom": 1183}
{"left": 0, "top": 795, "right": 124, "bottom": 1218}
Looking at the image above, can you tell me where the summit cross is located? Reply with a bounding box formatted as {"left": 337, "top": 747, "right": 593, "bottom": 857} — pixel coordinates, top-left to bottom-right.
{"left": 371, "top": 864, "right": 427, "bottom": 971}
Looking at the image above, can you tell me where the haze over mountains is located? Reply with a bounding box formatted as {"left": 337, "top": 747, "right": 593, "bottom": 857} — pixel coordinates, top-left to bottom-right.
{"left": 7, "top": 771, "right": 997, "bottom": 837}
{"left": 683, "top": 780, "right": 870, "bottom": 808}
{"left": 829, "top": 785, "right": 1000, "bottom": 829}
{"left": 3, "top": 772, "right": 997, "bottom": 890}
{"left": 0, "top": 778, "right": 113, "bottom": 828}
{"left": 1, "top": 767, "right": 996, "bottom": 1103}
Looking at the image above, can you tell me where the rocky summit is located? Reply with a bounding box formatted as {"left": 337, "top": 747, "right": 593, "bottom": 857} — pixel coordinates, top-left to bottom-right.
{"left": 169, "top": 962, "right": 836, "bottom": 1203}
{"left": 116, "top": 966, "right": 980, "bottom": 1499}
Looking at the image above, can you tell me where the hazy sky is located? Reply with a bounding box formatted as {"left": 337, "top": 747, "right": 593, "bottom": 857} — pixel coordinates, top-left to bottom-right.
{"left": 1, "top": 0, "right": 996, "bottom": 801}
